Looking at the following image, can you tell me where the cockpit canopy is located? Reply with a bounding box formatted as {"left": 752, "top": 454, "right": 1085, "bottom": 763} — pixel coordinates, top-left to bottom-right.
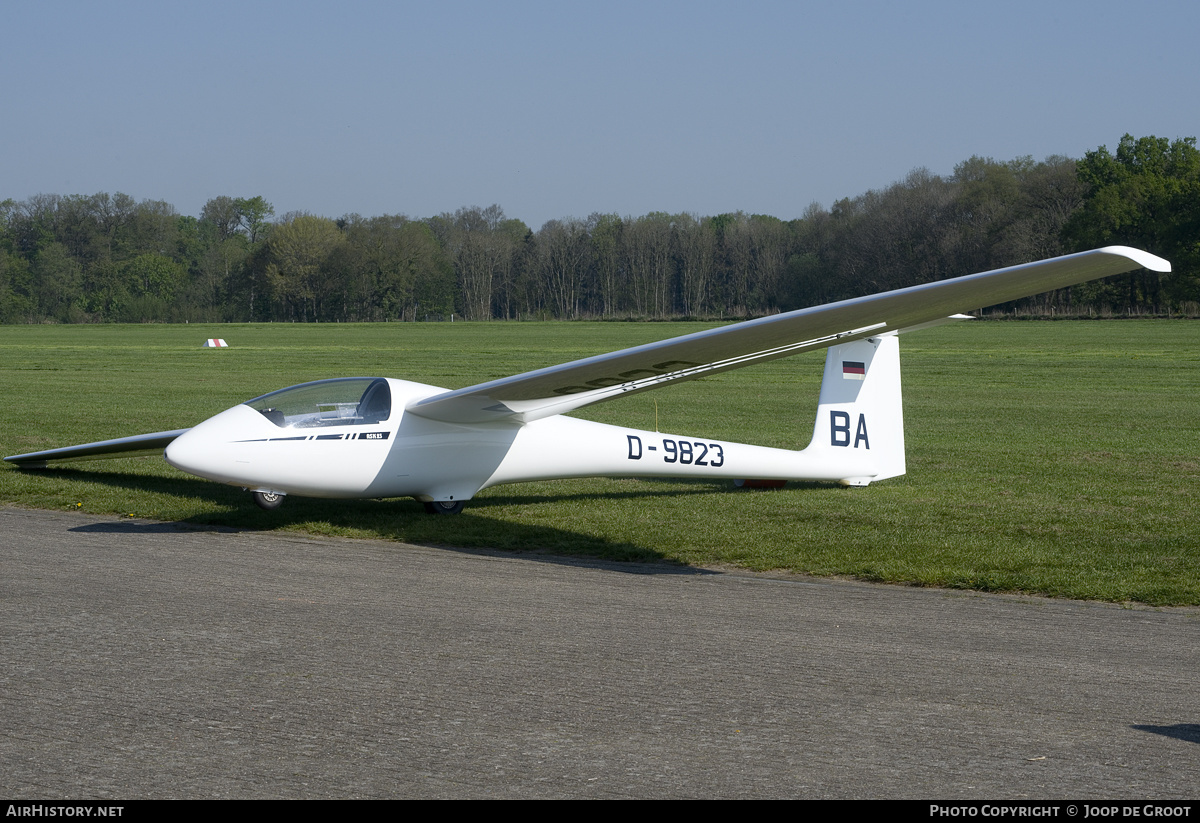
{"left": 245, "top": 377, "right": 392, "bottom": 428}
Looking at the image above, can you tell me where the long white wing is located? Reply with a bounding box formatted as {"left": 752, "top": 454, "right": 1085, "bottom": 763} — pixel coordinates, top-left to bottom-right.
{"left": 5, "top": 430, "right": 190, "bottom": 467}
{"left": 407, "top": 246, "right": 1170, "bottom": 424}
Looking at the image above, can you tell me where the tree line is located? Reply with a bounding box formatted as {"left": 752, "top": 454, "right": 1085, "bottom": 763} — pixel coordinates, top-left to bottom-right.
{"left": 2, "top": 135, "right": 1196, "bottom": 324}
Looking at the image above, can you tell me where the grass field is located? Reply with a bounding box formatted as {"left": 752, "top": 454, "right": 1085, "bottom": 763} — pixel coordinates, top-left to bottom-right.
{"left": 1, "top": 320, "right": 1197, "bottom": 605}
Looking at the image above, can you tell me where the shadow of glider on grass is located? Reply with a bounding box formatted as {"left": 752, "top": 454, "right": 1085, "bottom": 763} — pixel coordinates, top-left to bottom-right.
{"left": 6, "top": 247, "right": 1170, "bottom": 515}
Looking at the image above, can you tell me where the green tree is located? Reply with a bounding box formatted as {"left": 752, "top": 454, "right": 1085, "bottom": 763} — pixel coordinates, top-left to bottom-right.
{"left": 1065, "top": 134, "right": 1200, "bottom": 309}
{"left": 32, "top": 242, "right": 84, "bottom": 321}
{"left": 124, "top": 252, "right": 184, "bottom": 301}
{"left": 623, "top": 212, "right": 673, "bottom": 316}
{"left": 264, "top": 214, "right": 344, "bottom": 321}
{"left": 200, "top": 196, "right": 242, "bottom": 241}
{"left": 234, "top": 196, "right": 275, "bottom": 245}
{"left": 588, "top": 214, "right": 623, "bottom": 317}
{"left": 0, "top": 248, "right": 34, "bottom": 323}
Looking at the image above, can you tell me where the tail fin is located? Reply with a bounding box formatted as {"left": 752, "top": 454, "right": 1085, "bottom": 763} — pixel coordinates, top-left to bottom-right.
{"left": 806, "top": 334, "right": 905, "bottom": 486}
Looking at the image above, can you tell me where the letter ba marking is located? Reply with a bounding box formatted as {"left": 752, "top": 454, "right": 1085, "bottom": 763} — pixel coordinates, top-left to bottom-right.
{"left": 830, "top": 411, "right": 869, "bottom": 449}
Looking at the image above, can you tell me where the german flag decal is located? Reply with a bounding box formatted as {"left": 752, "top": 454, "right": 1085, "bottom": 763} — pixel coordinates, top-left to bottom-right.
{"left": 842, "top": 361, "right": 866, "bottom": 381}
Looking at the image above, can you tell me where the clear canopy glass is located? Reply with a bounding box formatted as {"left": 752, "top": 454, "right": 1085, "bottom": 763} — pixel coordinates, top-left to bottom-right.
{"left": 245, "top": 377, "right": 392, "bottom": 428}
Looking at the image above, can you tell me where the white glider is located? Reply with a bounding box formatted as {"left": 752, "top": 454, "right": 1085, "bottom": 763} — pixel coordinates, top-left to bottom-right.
{"left": 5, "top": 246, "right": 1170, "bottom": 514}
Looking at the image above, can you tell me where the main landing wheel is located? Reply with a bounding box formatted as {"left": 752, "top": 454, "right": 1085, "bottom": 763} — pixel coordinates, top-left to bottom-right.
{"left": 423, "top": 500, "right": 464, "bottom": 515}
{"left": 253, "top": 491, "right": 285, "bottom": 511}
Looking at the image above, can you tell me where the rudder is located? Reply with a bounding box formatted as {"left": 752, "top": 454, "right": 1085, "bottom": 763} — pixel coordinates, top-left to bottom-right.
{"left": 806, "top": 334, "right": 905, "bottom": 486}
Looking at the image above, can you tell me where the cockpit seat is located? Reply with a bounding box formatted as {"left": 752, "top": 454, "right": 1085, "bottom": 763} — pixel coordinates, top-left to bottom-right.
{"left": 357, "top": 379, "right": 392, "bottom": 424}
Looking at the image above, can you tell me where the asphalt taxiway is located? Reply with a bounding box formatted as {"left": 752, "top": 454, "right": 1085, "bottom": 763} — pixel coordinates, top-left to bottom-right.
{"left": 2, "top": 506, "right": 1197, "bottom": 798}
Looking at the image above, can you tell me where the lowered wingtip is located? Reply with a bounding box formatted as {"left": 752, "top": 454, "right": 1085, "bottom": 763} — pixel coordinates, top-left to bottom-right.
{"left": 4, "top": 429, "right": 190, "bottom": 466}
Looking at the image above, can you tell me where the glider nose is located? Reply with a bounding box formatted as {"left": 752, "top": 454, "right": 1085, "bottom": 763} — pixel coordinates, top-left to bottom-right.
{"left": 165, "top": 404, "right": 262, "bottom": 484}
{"left": 163, "top": 427, "right": 209, "bottom": 478}
{"left": 164, "top": 425, "right": 230, "bottom": 482}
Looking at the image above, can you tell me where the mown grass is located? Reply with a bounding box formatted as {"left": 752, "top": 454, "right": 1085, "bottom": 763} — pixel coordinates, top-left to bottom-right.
{"left": 1, "top": 320, "right": 1197, "bottom": 604}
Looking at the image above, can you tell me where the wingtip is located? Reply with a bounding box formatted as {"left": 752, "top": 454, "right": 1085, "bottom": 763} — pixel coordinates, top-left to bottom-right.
{"left": 4, "top": 457, "right": 47, "bottom": 468}
{"left": 1099, "top": 246, "right": 1172, "bottom": 273}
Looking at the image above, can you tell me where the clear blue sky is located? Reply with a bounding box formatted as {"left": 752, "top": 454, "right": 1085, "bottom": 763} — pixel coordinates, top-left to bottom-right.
{"left": 3, "top": 0, "right": 1196, "bottom": 229}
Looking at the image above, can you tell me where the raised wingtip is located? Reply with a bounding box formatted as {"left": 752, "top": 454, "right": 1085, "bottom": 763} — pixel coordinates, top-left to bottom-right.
{"left": 1100, "top": 246, "right": 1172, "bottom": 273}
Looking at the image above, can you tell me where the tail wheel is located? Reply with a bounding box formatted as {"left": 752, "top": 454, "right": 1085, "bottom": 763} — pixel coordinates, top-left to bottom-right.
{"left": 423, "top": 500, "right": 464, "bottom": 515}
{"left": 253, "top": 491, "right": 285, "bottom": 511}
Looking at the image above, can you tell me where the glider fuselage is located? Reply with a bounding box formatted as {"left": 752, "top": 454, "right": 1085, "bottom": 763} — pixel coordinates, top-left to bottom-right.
{"left": 164, "top": 374, "right": 885, "bottom": 504}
